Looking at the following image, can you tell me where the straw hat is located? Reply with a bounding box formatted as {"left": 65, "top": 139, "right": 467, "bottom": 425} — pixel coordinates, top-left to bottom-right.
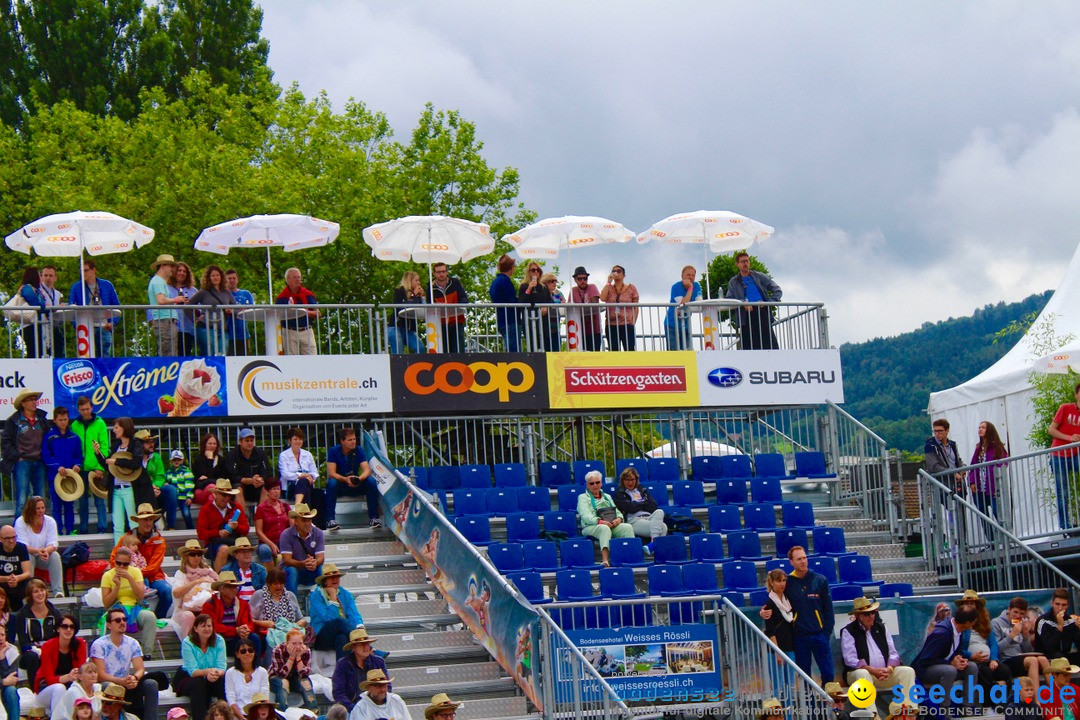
{"left": 109, "top": 452, "right": 142, "bottom": 482}
{"left": 150, "top": 254, "right": 177, "bottom": 271}
{"left": 823, "top": 681, "right": 847, "bottom": 698}
{"left": 53, "top": 468, "right": 84, "bottom": 502}
{"left": 213, "top": 478, "right": 240, "bottom": 495}
{"left": 129, "top": 502, "right": 162, "bottom": 522}
{"left": 133, "top": 429, "right": 158, "bottom": 442}
{"left": 13, "top": 389, "right": 41, "bottom": 407}
{"left": 230, "top": 537, "right": 256, "bottom": 555}
{"left": 955, "top": 589, "right": 986, "bottom": 606}
{"left": 177, "top": 539, "right": 206, "bottom": 558}
{"left": 343, "top": 627, "right": 380, "bottom": 650}
{"left": 424, "top": 693, "right": 462, "bottom": 720}
{"left": 242, "top": 693, "right": 277, "bottom": 716}
{"left": 25, "top": 708, "right": 48, "bottom": 719}
{"left": 315, "top": 563, "right": 343, "bottom": 585}
{"left": 288, "top": 502, "right": 317, "bottom": 519}
{"left": 759, "top": 698, "right": 788, "bottom": 716}
{"left": 359, "top": 668, "right": 393, "bottom": 690}
{"left": 88, "top": 470, "right": 110, "bottom": 500}
{"left": 211, "top": 570, "right": 242, "bottom": 591}
{"left": 96, "top": 683, "right": 131, "bottom": 705}
{"left": 850, "top": 597, "right": 881, "bottom": 615}
{"left": 1048, "top": 657, "right": 1080, "bottom": 674}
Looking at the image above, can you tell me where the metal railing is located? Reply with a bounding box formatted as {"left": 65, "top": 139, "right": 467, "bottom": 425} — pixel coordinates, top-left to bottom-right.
{"left": 828, "top": 402, "right": 893, "bottom": 533}
{"left": 918, "top": 468, "right": 1080, "bottom": 593}
{"left": 2, "top": 300, "right": 830, "bottom": 358}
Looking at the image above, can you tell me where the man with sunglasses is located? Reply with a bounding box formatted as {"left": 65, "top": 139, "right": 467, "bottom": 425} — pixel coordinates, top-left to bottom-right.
{"left": 429, "top": 262, "right": 468, "bottom": 353}
{"left": 0, "top": 524, "right": 31, "bottom": 611}
{"left": 109, "top": 505, "right": 170, "bottom": 620}
{"left": 840, "top": 597, "right": 915, "bottom": 711}
{"left": 90, "top": 609, "right": 158, "bottom": 720}
{"left": 99, "top": 547, "right": 157, "bottom": 657}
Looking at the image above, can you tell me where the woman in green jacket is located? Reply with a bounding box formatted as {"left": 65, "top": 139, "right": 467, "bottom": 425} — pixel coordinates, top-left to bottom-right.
{"left": 577, "top": 470, "right": 634, "bottom": 567}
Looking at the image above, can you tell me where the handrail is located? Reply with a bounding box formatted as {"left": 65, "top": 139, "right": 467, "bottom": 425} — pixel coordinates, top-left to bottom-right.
{"left": 929, "top": 440, "right": 1080, "bottom": 477}
{"left": 827, "top": 400, "right": 888, "bottom": 447}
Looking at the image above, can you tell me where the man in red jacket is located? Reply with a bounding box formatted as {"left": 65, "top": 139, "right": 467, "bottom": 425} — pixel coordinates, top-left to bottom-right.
{"left": 201, "top": 571, "right": 261, "bottom": 657}
{"left": 196, "top": 479, "right": 250, "bottom": 571}
{"left": 109, "top": 504, "right": 170, "bottom": 618}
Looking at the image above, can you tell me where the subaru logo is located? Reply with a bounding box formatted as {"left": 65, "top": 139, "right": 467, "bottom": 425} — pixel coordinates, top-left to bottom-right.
{"left": 707, "top": 367, "right": 743, "bottom": 388}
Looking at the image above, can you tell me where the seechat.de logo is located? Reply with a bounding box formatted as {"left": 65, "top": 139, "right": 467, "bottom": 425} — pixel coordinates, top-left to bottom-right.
{"left": 707, "top": 367, "right": 743, "bottom": 388}
{"left": 56, "top": 360, "right": 98, "bottom": 392}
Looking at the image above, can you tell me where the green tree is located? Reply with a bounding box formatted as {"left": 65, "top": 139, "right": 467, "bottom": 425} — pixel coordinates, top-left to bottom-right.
{"left": 1022, "top": 313, "right": 1077, "bottom": 449}
{"left": 703, "top": 250, "right": 770, "bottom": 299}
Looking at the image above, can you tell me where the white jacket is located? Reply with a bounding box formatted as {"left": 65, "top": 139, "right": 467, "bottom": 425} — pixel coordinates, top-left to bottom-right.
{"left": 348, "top": 691, "right": 413, "bottom": 720}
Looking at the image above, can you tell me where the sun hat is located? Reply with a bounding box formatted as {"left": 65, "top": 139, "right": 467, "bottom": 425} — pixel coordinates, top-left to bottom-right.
{"left": 129, "top": 502, "right": 162, "bottom": 522}
{"left": 359, "top": 668, "right": 393, "bottom": 690}
{"left": 26, "top": 708, "right": 48, "bottom": 718}
{"left": 573, "top": 266, "right": 589, "bottom": 278}
{"left": 13, "top": 389, "right": 42, "bottom": 407}
{"left": 213, "top": 478, "right": 240, "bottom": 495}
{"left": 288, "top": 503, "right": 317, "bottom": 519}
{"left": 133, "top": 429, "right": 158, "bottom": 442}
{"left": 823, "top": 681, "right": 847, "bottom": 698}
{"left": 96, "top": 683, "right": 131, "bottom": 705}
{"left": 150, "top": 254, "right": 177, "bottom": 271}
{"left": 108, "top": 452, "right": 142, "bottom": 482}
{"left": 850, "top": 597, "right": 881, "bottom": 615}
{"left": 343, "top": 627, "right": 380, "bottom": 649}
{"left": 177, "top": 539, "right": 206, "bottom": 558}
{"left": 54, "top": 468, "right": 84, "bottom": 502}
{"left": 424, "top": 693, "right": 463, "bottom": 720}
{"left": 88, "top": 470, "right": 110, "bottom": 500}
{"left": 955, "top": 589, "right": 986, "bottom": 606}
{"left": 1048, "top": 657, "right": 1080, "bottom": 674}
{"left": 242, "top": 693, "right": 277, "bottom": 716}
{"left": 211, "top": 570, "right": 242, "bottom": 591}
{"left": 315, "top": 562, "right": 343, "bottom": 585}
{"left": 230, "top": 537, "right": 256, "bottom": 555}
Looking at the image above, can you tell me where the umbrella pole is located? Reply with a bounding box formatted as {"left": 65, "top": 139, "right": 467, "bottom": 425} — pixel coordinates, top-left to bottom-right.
{"left": 266, "top": 246, "right": 273, "bottom": 302}
{"left": 80, "top": 248, "right": 86, "bottom": 305}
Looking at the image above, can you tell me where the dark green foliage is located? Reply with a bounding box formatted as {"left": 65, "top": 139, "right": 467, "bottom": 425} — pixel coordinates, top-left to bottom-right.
{"left": 704, "top": 251, "right": 770, "bottom": 300}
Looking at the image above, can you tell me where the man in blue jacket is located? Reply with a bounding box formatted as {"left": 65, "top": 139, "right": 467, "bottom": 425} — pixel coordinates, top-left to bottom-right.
{"left": 786, "top": 545, "right": 836, "bottom": 683}
{"left": 41, "top": 406, "right": 82, "bottom": 536}
{"left": 68, "top": 260, "right": 120, "bottom": 357}
{"left": 725, "top": 251, "right": 782, "bottom": 350}
{"left": 489, "top": 254, "right": 521, "bottom": 352}
{"left": 911, "top": 606, "right": 979, "bottom": 710}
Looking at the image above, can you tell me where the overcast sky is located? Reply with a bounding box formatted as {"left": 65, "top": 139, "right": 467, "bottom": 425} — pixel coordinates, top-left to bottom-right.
{"left": 260, "top": 1, "right": 1080, "bottom": 345}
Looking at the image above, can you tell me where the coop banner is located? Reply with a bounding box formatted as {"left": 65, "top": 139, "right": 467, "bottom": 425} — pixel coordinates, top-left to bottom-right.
{"left": 51, "top": 357, "right": 227, "bottom": 419}
{"left": 390, "top": 353, "right": 548, "bottom": 413}
{"left": 564, "top": 623, "right": 721, "bottom": 703}
{"left": 225, "top": 355, "right": 393, "bottom": 416}
{"left": 363, "top": 433, "right": 543, "bottom": 709}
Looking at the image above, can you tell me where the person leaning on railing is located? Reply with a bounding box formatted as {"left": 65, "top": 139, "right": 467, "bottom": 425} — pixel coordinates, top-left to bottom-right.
{"left": 430, "top": 262, "right": 468, "bottom": 354}
{"left": 389, "top": 270, "right": 426, "bottom": 354}
{"left": 189, "top": 265, "right": 236, "bottom": 357}
{"left": 275, "top": 267, "right": 319, "bottom": 356}
{"left": 725, "top": 251, "right": 783, "bottom": 351}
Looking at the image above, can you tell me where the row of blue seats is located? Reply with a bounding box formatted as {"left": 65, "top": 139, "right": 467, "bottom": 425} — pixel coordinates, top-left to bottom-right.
{"left": 550, "top": 482, "right": 797, "bottom": 515}
{"left": 399, "top": 451, "right": 836, "bottom": 490}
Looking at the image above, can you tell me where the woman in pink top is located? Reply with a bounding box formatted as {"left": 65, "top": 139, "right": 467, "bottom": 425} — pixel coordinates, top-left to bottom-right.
{"left": 254, "top": 479, "right": 291, "bottom": 566}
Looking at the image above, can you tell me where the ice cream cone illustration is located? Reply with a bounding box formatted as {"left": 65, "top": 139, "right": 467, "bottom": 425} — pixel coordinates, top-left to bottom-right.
{"left": 168, "top": 359, "right": 221, "bottom": 417}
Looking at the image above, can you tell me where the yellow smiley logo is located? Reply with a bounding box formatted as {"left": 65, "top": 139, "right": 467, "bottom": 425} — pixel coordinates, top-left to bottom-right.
{"left": 848, "top": 678, "right": 877, "bottom": 709}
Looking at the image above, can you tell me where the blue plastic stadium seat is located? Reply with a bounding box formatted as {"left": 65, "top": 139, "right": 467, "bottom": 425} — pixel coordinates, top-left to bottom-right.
{"left": 454, "top": 514, "right": 492, "bottom": 546}
{"left": 560, "top": 538, "right": 602, "bottom": 570}
{"left": 721, "top": 455, "right": 753, "bottom": 479}
{"left": 599, "top": 567, "right": 645, "bottom": 599}
{"left": 774, "top": 528, "right": 809, "bottom": 559}
{"left": 716, "top": 478, "right": 749, "bottom": 505}
{"left": 647, "top": 457, "right": 680, "bottom": 483}
{"left": 721, "top": 560, "right": 759, "bottom": 592}
{"left": 516, "top": 486, "right": 550, "bottom": 514}
{"left": 812, "top": 527, "right": 855, "bottom": 558}
{"left": 506, "top": 512, "right": 541, "bottom": 543}
{"left": 653, "top": 535, "right": 692, "bottom": 565}
{"left": 522, "top": 540, "right": 560, "bottom": 572}
{"left": 616, "top": 458, "right": 650, "bottom": 483}
{"left": 486, "top": 488, "right": 518, "bottom": 516}
{"left": 878, "top": 582, "right": 915, "bottom": 598}
{"left": 493, "top": 463, "right": 528, "bottom": 488}
{"left": 644, "top": 481, "right": 671, "bottom": 506}
{"left": 795, "top": 451, "right": 837, "bottom": 479}
{"left": 707, "top": 505, "right": 743, "bottom": 534}
{"left": 428, "top": 466, "right": 461, "bottom": 491}
{"left": 609, "top": 537, "right": 650, "bottom": 568}
{"left": 727, "top": 530, "right": 769, "bottom": 562}
{"left": 781, "top": 501, "right": 815, "bottom": 530}
{"left": 808, "top": 556, "right": 838, "bottom": 585}
{"left": 765, "top": 558, "right": 793, "bottom": 574}
{"left": 755, "top": 453, "right": 795, "bottom": 480}
{"left": 682, "top": 562, "right": 721, "bottom": 595}
{"left": 556, "top": 569, "right": 596, "bottom": 602}
{"left": 748, "top": 588, "right": 770, "bottom": 607}
{"left": 398, "top": 465, "right": 429, "bottom": 490}
{"left": 689, "top": 533, "right": 725, "bottom": 563}
{"left": 672, "top": 481, "right": 707, "bottom": 509}
{"left": 831, "top": 584, "right": 865, "bottom": 601}
{"left": 542, "top": 511, "right": 578, "bottom": 538}
{"left": 750, "top": 478, "right": 782, "bottom": 504}
{"left": 506, "top": 571, "right": 550, "bottom": 604}
{"left": 451, "top": 489, "right": 488, "bottom": 517}
{"left": 838, "top": 554, "right": 884, "bottom": 589}
{"left": 691, "top": 455, "right": 723, "bottom": 481}
{"left": 488, "top": 542, "right": 524, "bottom": 573}
{"left": 557, "top": 485, "right": 582, "bottom": 513}
{"left": 459, "top": 464, "right": 493, "bottom": 488}
{"left": 647, "top": 564, "right": 685, "bottom": 597}
{"left": 744, "top": 503, "right": 778, "bottom": 532}
{"left": 573, "top": 459, "right": 606, "bottom": 484}
{"left": 539, "top": 461, "right": 573, "bottom": 487}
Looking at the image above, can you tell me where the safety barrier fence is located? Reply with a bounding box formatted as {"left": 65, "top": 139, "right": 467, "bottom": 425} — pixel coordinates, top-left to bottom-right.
{"left": 2, "top": 300, "right": 829, "bottom": 358}
{"left": 828, "top": 402, "right": 893, "bottom": 534}
{"left": 917, "top": 468, "right": 1080, "bottom": 594}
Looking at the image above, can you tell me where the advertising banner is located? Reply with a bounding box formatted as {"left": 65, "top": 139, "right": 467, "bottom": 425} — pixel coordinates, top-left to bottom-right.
{"left": 390, "top": 353, "right": 548, "bottom": 414}
{"left": 563, "top": 624, "right": 721, "bottom": 703}
{"left": 546, "top": 351, "right": 700, "bottom": 410}
{"left": 225, "top": 355, "right": 392, "bottom": 417}
{"left": 363, "top": 434, "right": 542, "bottom": 708}
{"left": 52, "top": 357, "right": 226, "bottom": 419}
{"left": 696, "top": 349, "right": 844, "bottom": 406}
{"left": 0, "top": 359, "right": 55, "bottom": 414}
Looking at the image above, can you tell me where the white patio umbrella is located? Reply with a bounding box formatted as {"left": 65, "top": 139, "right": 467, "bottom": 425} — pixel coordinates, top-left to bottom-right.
{"left": 5, "top": 210, "right": 155, "bottom": 302}
{"left": 362, "top": 215, "right": 493, "bottom": 293}
{"left": 636, "top": 210, "right": 775, "bottom": 294}
{"left": 503, "top": 215, "right": 634, "bottom": 287}
{"left": 194, "top": 213, "right": 341, "bottom": 300}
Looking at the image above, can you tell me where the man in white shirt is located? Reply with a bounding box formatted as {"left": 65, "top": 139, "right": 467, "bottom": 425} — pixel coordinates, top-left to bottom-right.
{"left": 90, "top": 607, "right": 158, "bottom": 720}
{"left": 39, "top": 265, "right": 65, "bottom": 356}
{"left": 348, "top": 669, "right": 411, "bottom": 720}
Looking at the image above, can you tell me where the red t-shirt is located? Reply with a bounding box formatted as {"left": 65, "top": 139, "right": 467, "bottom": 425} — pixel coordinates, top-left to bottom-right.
{"left": 256, "top": 500, "right": 292, "bottom": 545}
{"left": 1051, "top": 403, "right": 1080, "bottom": 456}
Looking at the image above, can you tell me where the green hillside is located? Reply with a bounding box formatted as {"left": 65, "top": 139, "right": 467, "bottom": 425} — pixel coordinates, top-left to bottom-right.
{"left": 839, "top": 290, "right": 1052, "bottom": 453}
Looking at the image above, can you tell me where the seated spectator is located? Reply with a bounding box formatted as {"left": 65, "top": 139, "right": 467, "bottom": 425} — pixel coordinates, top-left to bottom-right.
{"left": 0, "top": 524, "right": 31, "bottom": 611}
{"left": 135, "top": 430, "right": 165, "bottom": 507}
{"left": 309, "top": 563, "right": 364, "bottom": 659}
{"left": 1003, "top": 676, "right": 1040, "bottom": 719}
{"left": 0, "top": 589, "right": 9, "bottom": 631}
{"left": 823, "top": 682, "right": 853, "bottom": 720}
{"left": 249, "top": 568, "right": 304, "bottom": 654}
{"left": 192, "top": 432, "right": 230, "bottom": 507}
{"left": 15, "top": 495, "right": 63, "bottom": 597}
{"left": 221, "top": 537, "right": 266, "bottom": 605}
{"left": 208, "top": 700, "right": 233, "bottom": 720}
{"left": 424, "top": 693, "right": 462, "bottom": 720}
{"left": 101, "top": 546, "right": 157, "bottom": 657}
{"left": 840, "top": 597, "right": 916, "bottom": 709}
{"left": 955, "top": 589, "right": 1012, "bottom": 693}
{"left": 332, "top": 628, "right": 388, "bottom": 711}
{"left": 110, "top": 503, "right": 171, "bottom": 620}
{"left": 90, "top": 609, "right": 158, "bottom": 720}
{"left": 1043, "top": 657, "right": 1080, "bottom": 719}
{"left": 577, "top": 470, "right": 634, "bottom": 567}
{"left": 911, "top": 605, "right": 979, "bottom": 712}
{"left": 41, "top": 406, "right": 81, "bottom": 536}
{"left": 278, "top": 427, "right": 318, "bottom": 506}
{"left": 196, "top": 479, "right": 250, "bottom": 571}
{"left": 243, "top": 692, "right": 280, "bottom": 720}
{"left": 0, "top": 622, "right": 18, "bottom": 720}
{"left": 227, "top": 428, "right": 272, "bottom": 514}
{"left": 347, "top": 669, "right": 408, "bottom": 720}
{"left": 171, "top": 539, "right": 219, "bottom": 640}
{"left": 279, "top": 503, "right": 324, "bottom": 594}
{"left": 758, "top": 698, "right": 786, "bottom": 718}
{"left": 34, "top": 612, "right": 85, "bottom": 713}
{"left": 325, "top": 427, "right": 380, "bottom": 531}
{"left": 57, "top": 661, "right": 101, "bottom": 720}
{"left": 1035, "top": 587, "right": 1080, "bottom": 664}
{"left": 254, "top": 480, "right": 291, "bottom": 566}
{"left": 992, "top": 596, "right": 1051, "bottom": 691}
{"left": 165, "top": 449, "right": 195, "bottom": 530}
{"left": 202, "top": 571, "right": 262, "bottom": 657}
{"left": 173, "top": 613, "right": 226, "bottom": 720}
{"left": 225, "top": 638, "right": 268, "bottom": 720}
{"left": 13, "top": 577, "right": 63, "bottom": 690}
{"left": 611, "top": 467, "right": 666, "bottom": 552}
{"left": 268, "top": 628, "right": 318, "bottom": 710}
